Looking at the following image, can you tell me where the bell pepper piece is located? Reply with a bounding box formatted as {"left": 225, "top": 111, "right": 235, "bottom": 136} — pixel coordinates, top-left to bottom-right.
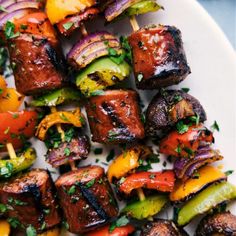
{"left": 38, "top": 228, "right": 60, "bottom": 236}
{"left": 177, "top": 181, "right": 236, "bottom": 226}
{"left": 76, "top": 57, "right": 131, "bottom": 97}
{"left": 0, "top": 111, "right": 38, "bottom": 152}
{"left": 30, "top": 88, "right": 82, "bottom": 107}
{"left": 119, "top": 170, "right": 175, "bottom": 195}
{"left": 170, "top": 166, "right": 226, "bottom": 202}
{"left": 36, "top": 108, "right": 83, "bottom": 141}
{"left": 0, "top": 75, "right": 7, "bottom": 98}
{"left": 125, "top": 0, "right": 163, "bottom": 16}
{"left": 122, "top": 195, "right": 168, "bottom": 220}
{"left": 85, "top": 224, "right": 135, "bottom": 236}
{"left": 0, "top": 147, "right": 36, "bottom": 178}
{"left": 159, "top": 124, "right": 214, "bottom": 158}
{"left": 46, "top": 0, "right": 96, "bottom": 24}
{"left": 107, "top": 145, "right": 152, "bottom": 182}
{"left": 0, "top": 88, "right": 24, "bottom": 112}
{"left": 0, "top": 220, "right": 10, "bottom": 236}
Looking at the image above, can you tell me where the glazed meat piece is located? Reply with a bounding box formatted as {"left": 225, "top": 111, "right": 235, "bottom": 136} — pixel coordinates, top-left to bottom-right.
{"left": 86, "top": 90, "right": 145, "bottom": 144}
{"left": 128, "top": 25, "right": 191, "bottom": 89}
{"left": 196, "top": 211, "right": 236, "bottom": 236}
{"left": 46, "top": 136, "right": 90, "bottom": 167}
{"left": 55, "top": 166, "right": 118, "bottom": 234}
{"left": 145, "top": 90, "right": 206, "bottom": 136}
{"left": 141, "top": 219, "right": 188, "bottom": 236}
{"left": 0, "top": 169, "right": 60, "bottom": 233}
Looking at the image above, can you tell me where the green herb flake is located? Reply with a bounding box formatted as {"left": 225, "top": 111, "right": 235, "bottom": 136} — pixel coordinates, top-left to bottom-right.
{"left": 7, "top": 217, "right": 21, "bottom": 228}
{"left": 85, "top": 178, "right": 96, "bottom": 188}
{"left": 94, "top": 148, "right": 103, "bottom": 155}
{"left": 225, "top": 170, "right": 234, "bottom": 176}
{"left": 62, "top": 22, "right": 74, "bottom": 30}
{"left": 149, "top": 174, "right": 156, "bottom": 179}
{"left": 4, "top": 21, "right": 20, "bottom": 39}
{"left": 64, "top": 127, "right": 75, "bottom": 143}
{"left": 67, "top": 185, "right": 76, "bottom": 195}
{"left": 12, "top": 113, "right": 19, "bottom": 119}
{"left": 0, "top": 203, "right": 7, "bottom": 213}
{"left": 181, "top": 87, "right": 190, "bottom": 93}
{"left": 14, "top": 199, "right": 27, "bottom": 206}
{"left": 175, "top": 144, "right": 182, "bottom": 154}
{"left": 20, "top": 24, "right": 28, "bottom": 30}
{"left": 176, "top": 121, "right": 189, "bottom": 134}
{"left": 26, "top": 225, "right": 37, "bottom": 236}
{"left": 106, "top": 149, "right": 115, "bottom": 162}
{"left": 60, "top": 113, "right": 69, "bottom": 122}
{"left": 189, "top": 114, "right": 200, "bottom": 125}
{"left": 90, "top": 90, "right": 105, "bottom": 96}
{"left": 183, "top": 147, "right": 194, "bottom": 156}
{"left": 109, "top": 215, "right": 129, "bottom": 232}
{"left": 211, "top": 120, "right": 220, "bottom": 132}
{"left": 64, "top": 147, "right": 71, "bottom": 156}
{"left": 62, "top": 221, "right": 69, "bottom": 230}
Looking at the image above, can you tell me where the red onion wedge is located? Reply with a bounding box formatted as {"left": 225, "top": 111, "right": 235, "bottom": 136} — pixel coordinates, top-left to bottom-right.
{"left": 67, "top": 31, "right": 122, "bottom": 70}
{"left": 0, "top": 8, "right": 37, "bottom": 29}
{"left": 0, "top": 1, "right": 41, "bottom": 20}
{"left": 0, "top": 0, "right": 26, "bottom": 8}
{"left": 174, "top": 145, "right": 223, "bottom": 181}
{"left": 104, "top": 0, "right": 141, "bottom": 21}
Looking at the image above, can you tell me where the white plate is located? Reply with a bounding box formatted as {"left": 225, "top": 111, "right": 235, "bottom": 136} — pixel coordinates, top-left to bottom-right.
{"left": 6, "top": 0, "right": 236, "bottom": 235}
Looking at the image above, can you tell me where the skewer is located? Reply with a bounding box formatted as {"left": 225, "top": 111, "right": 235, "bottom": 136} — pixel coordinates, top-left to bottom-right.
{"left": 129, "top": 15, "right": 140, "bottom": 32}
{"left": 6, "top": 143, "right": 17, "bottom": 159}
{"left": 137, "top": 188, "right": 145, "bottom": 201}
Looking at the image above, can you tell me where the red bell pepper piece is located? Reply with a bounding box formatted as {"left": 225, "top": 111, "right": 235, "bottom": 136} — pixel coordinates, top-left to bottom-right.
{"left": 119, "top": 170, "right": 175, "bottom": 195}
{"left": 85, "top": 224, "right": 135, "bottom": 236}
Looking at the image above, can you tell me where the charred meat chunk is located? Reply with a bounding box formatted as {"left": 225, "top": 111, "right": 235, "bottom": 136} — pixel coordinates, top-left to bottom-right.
{"left": 55, "top": 166, "right": 118, "bottom": 234}
{"left": 128, "top": 25, "right": 191, "bottom": 89}
{"left": 196, "top": 211, "right": 236, "bottom": 236}
{"left": 145, "top": 90, "right": 206, "bottom": 136}
{"left": 86, "top": 90, "right": 145, "bottom": 144}
{"left": 141, "top": 219, "right": 188, "bottom": 236}
{"left": 46, "top": 136, "right": 90, "bottom": 167}
{"left": 0, "top": 169, "right": 60, "bottom": 233}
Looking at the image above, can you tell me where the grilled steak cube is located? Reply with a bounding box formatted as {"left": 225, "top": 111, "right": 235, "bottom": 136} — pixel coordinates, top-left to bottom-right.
{"left": 46, "top": 136, "right": 90, "bottom": 167}
{"left": 55, "top": 166, "right": 118, "bottom": 234}
{"left": 0, "top": 169, "right": 60, "bottom": 233}
{"left": 86, "top": 90, "right": 145, "bottom": 144}
{"left": 128, "top": 25, "right": 191, "bottom": 89}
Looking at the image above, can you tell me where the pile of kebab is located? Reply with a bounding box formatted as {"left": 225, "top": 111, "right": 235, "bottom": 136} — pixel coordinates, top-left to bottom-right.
{"left": 0, "top": 0, "right": 235, "bottom": 235}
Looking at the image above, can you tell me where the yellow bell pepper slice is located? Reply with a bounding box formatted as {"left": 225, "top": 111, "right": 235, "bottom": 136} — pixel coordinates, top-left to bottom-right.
{"left": 36, "top": 108, "right": 84, "bottom": 141}
{"left": 0, "top": 75, "right": 7, "bottom": 98}
{"left": 46, "top": 0, "right": 96, "bottom": 24}
{"left": 38, "top": 228, "right": 60, "bottom": 236}
{"left": 0, "top": 220, "right": 10, "bottom": 236}
{"left": 170, "top": 165, "right": 226, "bottom": 202}
{"left": 107, "top": 145, "right": 151, "bottom": 182}
{"left": 0, "top": 88, "right": 24, "bottom": 112}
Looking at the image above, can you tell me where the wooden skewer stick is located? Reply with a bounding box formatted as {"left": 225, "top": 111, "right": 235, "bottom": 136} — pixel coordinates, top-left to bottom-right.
{"left": 129, "top": 15, "right": 140, "bottom": 32}
{"left": 6, "top": 143, "right": 17, "bottom": 159}
{"left": 137, "top": 188, "right": 145, "bottom": 201}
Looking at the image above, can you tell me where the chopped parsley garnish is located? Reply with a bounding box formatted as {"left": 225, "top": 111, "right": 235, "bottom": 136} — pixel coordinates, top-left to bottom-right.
{"left": 62, "top": 22, "right": 74, "bottom": 30}
{"left": 64, "top": 127, "right": 75, "bottom": 143}
{"left": 20, "top": 24, "right": 28, "bottom": 30}
{"left": 106, "top": 149, "right": 115, "bottom": 162}
{"left": 0, "top": 203, "right": 7, "bottom": 213}
{"left": 4, "top": 21, "right": 20, "bottom": 39}
{"left": 211, "top": 120, "right": 220, "bottom": 132}
{"left": 109, "top": 215, "right": 129, "bottom": 232}
{"left": 175, "top": 144, "right": 182, "bottom": 154}
{"left": 64, "top": 147, "right": 71, "bottom": 156}
{"left": 7, "top": 217, "right": 21, "bottom": 228}
{"left": 183, "top": 147, "right": 194, "bottom": 156}
{"left": 26, "top": 225, "right": 37, "bottom": 236}
{"left": 85, "top": 178, "right": 95, "bottom": 188}
{"left": 225, "top": 170, "right": 234, "bottom": 176}
{"left": 189, "top": 114, "right": 200, "bottom": 125}
{"left": 90, "top": 90, "right": 104, "bottom": 96}
{"left": 176, "top": 120, "right": 189, "bottom": 134}
{"left": 67, "top": 185, "right": 76, "bottom": 195}
{"left": 181, "top": 87, "right": 190, "bottom": 93}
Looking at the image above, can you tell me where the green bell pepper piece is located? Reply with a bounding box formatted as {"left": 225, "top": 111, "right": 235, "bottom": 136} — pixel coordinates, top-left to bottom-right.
{"left": 177, "top": 181, "right": 236, "bottom": 226}
{"left": 76, "top": 57, "right": 131, "bottom": 97}
{"left": 30, "top": 88, "right": 82, "bottom": 107}
{"left": 121, "top": 195, "right": 168, "bottom": 219}
{"left": 0, "top": 148, "right": 36, "bottom": 178}
{"left": 125, "top": 0, "right": 163, "bottom": 16}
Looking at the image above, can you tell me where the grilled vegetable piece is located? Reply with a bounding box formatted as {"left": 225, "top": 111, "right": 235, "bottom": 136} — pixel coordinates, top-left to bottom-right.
{"left": 0, "top": 110, "right": 38, "bottom": 152}
{"left": 0, "top": 220, "right": 10, "bottom": 236}
{"left": 107, "top": 145, "right": 151, "bottom": 182}
{"left": 159, "top": 124, "right": 214, "bottom": 158}
{"left": 76, "top": 57, "right": 130, "bottom": 97}
{"left": 0, "top": 88, "right": 24, "bottom": 112}
{"left": 86, "top": 90, "right": 145, "bottom": 144}
{"left": 145, "top": 90, "right": 206, "bottom": 136}
{"left": 36, "top": 108, "right": 83, "bottom": 141}
{"left": 0, "top": 147, "right": 36, "bottom": 179}
{"left": 141, "top": 219, "right": 188, "bottom": 236}
{"left": 85, "top": 224, "right": 135, "bottom": 236}
{"left": 46, "top": 136, "right": 90, "bottom": 167}
{"left": 119, "top": 170, "right": 175, "bottom": 195}
{"left": 0, "top": 169, "right": 61, "bottom": 233}
{"left": 128, "top": 25, "right": 190, "bottom": 89}
{"left": 46, "top": 0, "right": 97, "bottom": 25}
{"left": 122, "top": 195, "right": 168, "bottom": 220}
{"left": 68, "top": 32, "right": 123, "bottom": 70}
{"left": 174, "top": 146, "right": 223, "bottom": 181}
{"left": 170, "top": 166, "right": 226, "bottom": 202}
{"left": 0, "top": 75, "right": 7, "bottom": 97}
{"left": 30, "top": 88, "right": 81, "bottom": 107}
{"left": 177, "top": 182, "right": 236, "bottom": 226}
{"left": 56, "top": 7, "right": 99, "bottom": 36}
{"left": 55, "top": 166, "right": 118, "bottom": 234}
{"left": 196, "top": 212, "right": 236, "bottom": 236}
